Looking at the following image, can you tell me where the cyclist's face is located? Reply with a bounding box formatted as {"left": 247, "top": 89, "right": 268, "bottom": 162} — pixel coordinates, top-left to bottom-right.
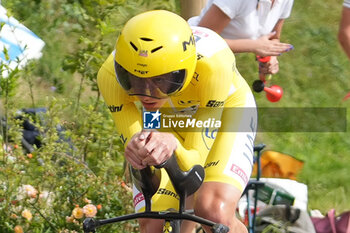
{"left": 138, "top": 96, "right": 168, "bottom": 111}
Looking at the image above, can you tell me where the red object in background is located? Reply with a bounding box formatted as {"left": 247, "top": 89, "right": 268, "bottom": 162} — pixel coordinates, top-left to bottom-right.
{"left": 343, "top": 92, "right": 350, "bottom": 101}
{"left": 252, "top": 80, "right": 283, "bottom": 102}
{"left": 253, "top": 55, "right": 283, "bottom": 102}
{"left": 265, "top": 85, "right": 283, "bottom": 102}
{"left": 256, "top": 55, "right": 271, "bottom": 63}
{"left": 243, "top": 207, "right": 260, "bottom": 226}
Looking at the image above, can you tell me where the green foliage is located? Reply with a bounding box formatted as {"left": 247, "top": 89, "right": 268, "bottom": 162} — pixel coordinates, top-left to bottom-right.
{"left": 0, "top": 1, "right": 178, "bottom": 231}
{"left": 3, "top": 0, "right": 177, "bottom": 96}
{"left": 0, "top": 98, "right": 136, "bottom": 232}
{"left": 0, "top": 43, "right": 21, "bottom": 101}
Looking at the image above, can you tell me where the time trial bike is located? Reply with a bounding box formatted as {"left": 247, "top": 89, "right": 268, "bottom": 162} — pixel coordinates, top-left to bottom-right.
{"left": 83, "top": 154, "right": 230, "bottom": 233}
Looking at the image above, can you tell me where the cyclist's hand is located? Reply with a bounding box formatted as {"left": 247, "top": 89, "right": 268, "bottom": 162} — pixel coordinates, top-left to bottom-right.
{"left": 125, "top": 131, "right": 151, "bottom": 169}
{"left": 138, "top": 131, "right": 177, "bottom": 167}
{"left": 254, "top": 32, "right": 293, "bottom": 57}
{"left": 259, "top": 56, "right": 279, "bottom": 75}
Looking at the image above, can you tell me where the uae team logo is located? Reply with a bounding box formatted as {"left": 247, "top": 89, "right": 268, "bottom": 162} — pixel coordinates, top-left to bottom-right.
{"left": 143, "top": 110, "right": 161, "bottom": 129}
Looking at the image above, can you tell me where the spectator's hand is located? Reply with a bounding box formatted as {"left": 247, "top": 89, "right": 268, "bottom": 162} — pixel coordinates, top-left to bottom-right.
{"left": 254, "top": 32, "right": 293, "bottom": 57}
{"left": 259, "top": 56, "right": 279, "bottom": 75}
{"left": 138, "top": 131, "right": 177, "bottom": 167}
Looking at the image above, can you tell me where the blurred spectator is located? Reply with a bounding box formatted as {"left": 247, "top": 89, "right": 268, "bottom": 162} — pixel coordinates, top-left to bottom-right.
{"left": 188, "top": 0, "right": 294, "bottom": 76}
{"left": 180, "top": 0, "right": 207, "bottom": 20}
{"left": 339, "top": 0, "right": 350, "bottom": 60}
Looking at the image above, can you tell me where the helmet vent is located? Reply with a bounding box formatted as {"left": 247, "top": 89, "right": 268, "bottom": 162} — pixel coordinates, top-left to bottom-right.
{"left": 140, "top": 37, "right": 153, "bottom": 41}
{"left": 151, "top": 46, "right": 163, "bottom": 53}
{"left": 129, "top": 42, "right": 138, "bottom": 51}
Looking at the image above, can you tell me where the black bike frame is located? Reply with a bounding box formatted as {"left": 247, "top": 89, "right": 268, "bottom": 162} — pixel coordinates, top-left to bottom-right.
{"left": 83, "top": 154, "right": 229, "bottom": 233}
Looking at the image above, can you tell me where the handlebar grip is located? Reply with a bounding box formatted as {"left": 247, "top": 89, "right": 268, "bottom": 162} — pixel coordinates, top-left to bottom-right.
{"left": 83, "top": 218, "right": 99, "bottom": 232}
{"left": 155, "top": 154, "right": 205, "bottom": 197}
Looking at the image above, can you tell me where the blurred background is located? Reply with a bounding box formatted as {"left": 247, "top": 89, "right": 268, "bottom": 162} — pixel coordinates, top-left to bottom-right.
{"left": 0, "top": 0, "right": 349, "bottom": 232}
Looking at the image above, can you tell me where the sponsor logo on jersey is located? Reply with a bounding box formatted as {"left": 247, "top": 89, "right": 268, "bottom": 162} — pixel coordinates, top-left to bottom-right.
{"left": 133, "top": 192, "right": 144, "bottom": 207}
{"left": 120, "top": 134, "right": 127, "bottom": 145}
{"left": 201, "top": 127, "right": 219, "bottom": 150}
{"left": 206, "top": 100, "right": 224, "bottom": 107}
{"left": 230, "top": 164, "right": 248, "bottom": 184}
{"left": 204, "top": 127, "right": 218, "bottom": 139}
{"left": 192, "top": 72, "right": 199, "bottom": 82}
{"left": 204, "top": 160, "right": 220, "bottom": 169}
{"left": 192, "top": 29, "right": 210, "bottom": 38}
{"left": 108, "top": 104, "right": 123, "bottom": 112}
{"left": 157, "top": 188, "right": 179, "bottom": 199}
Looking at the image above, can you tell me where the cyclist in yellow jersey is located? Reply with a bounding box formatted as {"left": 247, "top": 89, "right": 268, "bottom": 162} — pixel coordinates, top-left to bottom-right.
{"left": 97, "top": 10, "right": 257, "bottom": 233}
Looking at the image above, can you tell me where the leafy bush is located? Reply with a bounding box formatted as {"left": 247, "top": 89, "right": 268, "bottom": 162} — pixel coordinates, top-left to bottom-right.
{"left": 3, "top": 0, "right": 178, "bottom": 95}
{"left": 1, "top": 1, "right": 178, "bottom": 231}
{"left": 0, "top": 99, "right": 137, "bottom": 232}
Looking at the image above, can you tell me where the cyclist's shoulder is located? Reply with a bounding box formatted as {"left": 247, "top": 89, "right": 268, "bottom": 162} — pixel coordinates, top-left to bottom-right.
{"left": 97, "top": 52, "right": 116, "bottom": 87}
{"left": 191, "top": 27, "right": 236, "bottom": 89}
{"left": 191, "top": 26, "right": 229, "bottom": 57}
{"left": 98, "top": 52, "right": 115, "bottom": 79}
{"left": 97, "top": 51, "right": 131, "bottom": 102}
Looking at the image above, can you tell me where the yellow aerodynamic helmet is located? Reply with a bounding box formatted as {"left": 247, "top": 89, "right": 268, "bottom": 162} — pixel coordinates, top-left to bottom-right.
{"left": 114, "top": 10, "right": 197, "bottom": 99}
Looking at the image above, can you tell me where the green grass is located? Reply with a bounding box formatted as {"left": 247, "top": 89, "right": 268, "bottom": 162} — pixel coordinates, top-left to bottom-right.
{"left": 235, "top": 0, "right": 350, "bottom": 213}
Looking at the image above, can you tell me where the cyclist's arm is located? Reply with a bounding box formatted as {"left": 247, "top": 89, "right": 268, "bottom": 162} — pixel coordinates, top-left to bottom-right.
{"left": 174, "top": 108, "right": 224, "bottom": 171}
{"left": 97, "top": 53, "right": 142, "bottom": 147}
{"left": 174, "top": 53, "right": 232, "bottom": 171}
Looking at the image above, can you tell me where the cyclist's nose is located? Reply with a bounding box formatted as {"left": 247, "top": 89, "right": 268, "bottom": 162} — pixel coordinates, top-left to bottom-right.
{"left": 144, "top": 80, "right": 158, "bottom": 95}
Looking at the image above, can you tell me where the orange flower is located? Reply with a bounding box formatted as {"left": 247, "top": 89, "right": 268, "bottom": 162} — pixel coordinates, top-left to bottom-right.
{"left": 72, "top": 207, "right": 84, "bottom": 219}
{"left": 27, "top": 153, "right": 33, "bottom": 159}
{"left": 121, "top": 182, "right": 132, "bottom": 192}
{"left": 23, "top": 184, "right": 38, "bottom": 198}
{"left": 21, "top": 209, "right": 33, "bottom": 221}
{"left": 97, "top": 204, "right": 102, "bottom": 210}
{"left": 14, "top": 225, "right": 23, "bottom": 233}
{"left": 83, "top": 204, "right": 97, "bottom": 218}
{"left": 66, "top": 215, "right": 74, "bottom": 223}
